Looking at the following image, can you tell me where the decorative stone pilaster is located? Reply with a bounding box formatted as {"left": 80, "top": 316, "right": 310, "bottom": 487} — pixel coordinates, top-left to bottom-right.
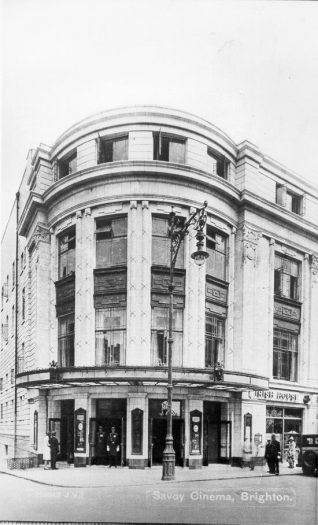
{"left": 242, "top": 225, "right": 262, "bottom": 265}
{"left": 311, "top": 254, "right": 318, "bottom": 284}
{"left": 226, "top": 226, "right": 236, "bottom": 369}
{"left": 141, "top": 201, "right": 151, "bottom": 364}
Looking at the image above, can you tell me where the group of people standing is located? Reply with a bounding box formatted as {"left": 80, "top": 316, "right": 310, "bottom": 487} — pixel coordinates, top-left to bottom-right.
{"left": 96, "top": 426, "right": 120, "bottom": 467}
{"left": 242, "top": 433, "right": 297, "bottom": 475}
{"left": 43, "top": 431, "right": 59, "bottom": 470}
{"left": 265, "top": 433, "right": 297, "bottom": 474}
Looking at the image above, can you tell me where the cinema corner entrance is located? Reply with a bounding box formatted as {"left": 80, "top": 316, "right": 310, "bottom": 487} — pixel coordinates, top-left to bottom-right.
{"left": 148, "top": 399, "right": 185, "bottom": 466}
{"left": 203, "top": 401, "right": 231, "bottom": 465}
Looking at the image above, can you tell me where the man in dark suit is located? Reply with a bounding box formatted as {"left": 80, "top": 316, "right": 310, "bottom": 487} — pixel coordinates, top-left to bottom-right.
{"left": 107, "top": 426, "right": 120, "bottom": 468}
{"left": 265, "top": 434, "right": 281, "bottom": 475}
{"left": 49, "top": 432, "right": 59, "bottom": 470}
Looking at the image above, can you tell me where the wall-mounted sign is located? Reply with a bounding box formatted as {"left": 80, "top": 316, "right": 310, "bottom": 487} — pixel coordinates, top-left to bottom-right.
{"left": 131, "top": 408, "right": 143, "bottom": 455}
{"left": 190, "top": 410, "right": 202, "bottom": 455}
{"left": 75, "top": 408, "right": 86, "bottom": 453}
{"left": 244, "top": 389, "right": 303, "bottom": 403}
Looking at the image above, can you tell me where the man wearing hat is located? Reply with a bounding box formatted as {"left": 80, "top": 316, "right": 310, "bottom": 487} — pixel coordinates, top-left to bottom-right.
{"left": 107, "top": 426, "right": 120, "bottom": 468}
{"left": 265, "top": 434, "right": 281, "bottom": 475}
{"left": 287, "top": 436, "right": 296, "bottom": 468}
{"left": 49, "top": 431, "right": 59, "bottom": 470}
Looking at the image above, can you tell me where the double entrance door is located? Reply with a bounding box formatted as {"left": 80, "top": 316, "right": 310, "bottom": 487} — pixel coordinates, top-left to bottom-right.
{"left": 149, "top": 418, "right": 185, "bottom": 466}
{"left": 89, "top": 417, "right": 126, "bottom": 466}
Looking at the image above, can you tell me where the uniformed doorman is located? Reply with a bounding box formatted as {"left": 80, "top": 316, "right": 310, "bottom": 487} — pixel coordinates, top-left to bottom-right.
{"left": 107, "top": 426, "right": 120, "bottom": 468}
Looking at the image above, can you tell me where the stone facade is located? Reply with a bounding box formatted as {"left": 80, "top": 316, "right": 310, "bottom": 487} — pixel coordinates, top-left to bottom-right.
{"left": 1, "top": 106, "right": 318, "bottom": 469}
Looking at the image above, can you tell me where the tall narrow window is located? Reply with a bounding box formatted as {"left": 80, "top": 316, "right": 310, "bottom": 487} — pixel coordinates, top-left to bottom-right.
{"left": 58, "top": 315, "right": 75, "bottom": 367}
{"left": 207, "top": 148, "right": 228, "bottom": 179}
{"left": 18, "top": 343, "right": 25, "bottom": 373}
{"left": 12, "top": 261, "right": 15, "bottom": 288}
{"left": 10, "top": 369, "right": 14, "bottom": 384}
{"left": 98, "top": 136, "right": 128, "bottom": 164}
{"left": 153, "top": 133, "right": 185, "bottom": 163}
{"left": 22, "top": 288, "right": 25, "bottom": 321}
{"left": 205, "top": 314, "right": 225, "bottom": 368}
{"left": 151, "top": 307, "right": 183, "bottom": 366}
{"left": 206, "top": 227, "right": 227, "bottom": 281}
{"left": 152, "top": 216, "right": 184, "bottom": 268}
{"left": 95, "top": 308, "right": 126, "bottom": 366}
{"left": 96, "top": 217, "right": 127, "bottom": 268}
{"left": 274, "top": 255, "right": 300, "bottom": 300}
{"left": 58, "top": 227, "right": 76, "bottom": 279}
{"left": 11, "top": 306, "right": 15, "bottom": 335}
{"left": 273, "top": 329, "right": 298, "bottom": 382}
{"left": 33, "top": 411, "right": 38, "bottom": 450}
{"left": 59, "top": 152, "right": 77, "bottom": 178}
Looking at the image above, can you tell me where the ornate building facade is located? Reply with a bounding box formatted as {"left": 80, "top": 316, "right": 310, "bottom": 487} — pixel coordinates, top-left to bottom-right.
{"left": 1, "top": 106, "right": 318, "bottom": 468}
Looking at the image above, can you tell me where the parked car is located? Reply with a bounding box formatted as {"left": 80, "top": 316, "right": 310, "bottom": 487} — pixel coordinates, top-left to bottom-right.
{"left": 299, "top": 434, "right": 318, "bottom": 475}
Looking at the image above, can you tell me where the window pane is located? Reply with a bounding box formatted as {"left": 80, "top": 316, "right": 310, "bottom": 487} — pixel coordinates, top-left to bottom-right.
{"left": 113, "top": 138, "right": 128, "bottom": 161}
{"left": 169, "top": 140, "right": 185, "bottom": 163}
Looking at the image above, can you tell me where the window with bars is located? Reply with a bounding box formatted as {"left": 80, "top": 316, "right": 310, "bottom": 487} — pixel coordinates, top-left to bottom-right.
{"left": 58, "top": 314, "right": 75, "bottom": 367}
{"left": 95, "top": 308, "right": 126, "bottom": 366}
{"left": 58, "top": 227, "right": 76, "bottom": 279}
{"left": 59, "top": 152, "right": 77, "bottom": 179}
{"left": 97, "top": 136, "right": 128, "bottom": 164}
{"left": 151, "top": 307, "right": 183, "bottom": 366}
{"left": 153, "top": 132, "right": 185, "bottom": 163}
{"left": 96, "top": 217, "right": 127, "bottom": 268}
{"left": 152, "top": 216, "right": 184, "bottom": 268}
{"left": 207, "top": 148, "right": 228, "bottom": 179}
{"left": 273, "top": 329, "right": 298, "bottom": 381}
{"left": 274, "top": 254, "right": 300, "bottom": 300}
{"left": 206, "top": 226, "right": 227, "bottom": 281}
{"left": 205, "top": 314, "right": 225, "bottom": 368}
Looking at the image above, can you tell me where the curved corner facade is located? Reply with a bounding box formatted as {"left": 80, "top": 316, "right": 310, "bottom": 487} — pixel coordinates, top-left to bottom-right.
{"left": 1, "top": 106, "right": 318, "bottom": 469}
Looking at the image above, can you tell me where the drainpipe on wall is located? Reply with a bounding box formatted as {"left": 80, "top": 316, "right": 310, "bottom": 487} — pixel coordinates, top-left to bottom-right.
{"left": 14, "top": 191, "right": 20, "bottom": 458}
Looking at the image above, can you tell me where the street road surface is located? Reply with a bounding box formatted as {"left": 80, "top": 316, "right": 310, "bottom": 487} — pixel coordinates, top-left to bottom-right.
{"left": 0, "top": 471, "right": 317, "bottom": 524}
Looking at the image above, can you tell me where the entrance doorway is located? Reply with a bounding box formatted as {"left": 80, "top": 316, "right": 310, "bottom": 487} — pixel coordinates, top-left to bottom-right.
{"left": 149, "top": 418, "right": 184, "bottom": 466}
{"left": 89, "top": 398, "right": 126, "bottom": 466}
{"left": 203, "top": 402, "right": 231, "bottom": 465}
{"left": 49, "top": 399, "right": 74, "bottom": 464}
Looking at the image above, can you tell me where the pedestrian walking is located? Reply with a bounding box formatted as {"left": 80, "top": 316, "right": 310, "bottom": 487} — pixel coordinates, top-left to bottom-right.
{"left": 107, "top": 426, "right": 120, "bottom": 468}
{"left": 43, "top": 432, "right": 51, "bottom": 470}
{"left": 49, "top": 431, "right": 59, "bottom": 470}
{"left": 265, "top": 434, "right": 281, "bottom": 475}
{"left": 287, "top": 436, "right": 296, "bottom": 468}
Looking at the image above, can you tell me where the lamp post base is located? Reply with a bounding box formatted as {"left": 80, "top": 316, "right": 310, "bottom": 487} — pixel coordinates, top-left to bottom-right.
{"left": 162, "top": 434, "right": 175, "bottom": 480}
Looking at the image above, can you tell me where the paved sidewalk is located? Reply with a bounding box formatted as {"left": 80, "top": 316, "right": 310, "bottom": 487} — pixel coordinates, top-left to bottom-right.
{"left": 0, "top": 462, "right": 302, "bottom": 488}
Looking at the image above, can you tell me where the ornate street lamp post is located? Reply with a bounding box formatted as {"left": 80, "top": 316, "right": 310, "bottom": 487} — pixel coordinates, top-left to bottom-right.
{"left": 162, "top": 201, "right": 209, "bottom": 481}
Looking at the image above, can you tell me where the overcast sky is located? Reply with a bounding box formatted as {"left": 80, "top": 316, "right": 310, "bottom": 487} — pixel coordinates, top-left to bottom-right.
{"left": 2, "top": 0, "right": 318, "bottom": 234}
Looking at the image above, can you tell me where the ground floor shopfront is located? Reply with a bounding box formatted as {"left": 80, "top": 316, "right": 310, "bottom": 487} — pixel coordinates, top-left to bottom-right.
{"left": 45, "top": 389, "right": 235, "bottom": 469}
{"left": 6, "top": 374, "right": 317, "bottom": 468}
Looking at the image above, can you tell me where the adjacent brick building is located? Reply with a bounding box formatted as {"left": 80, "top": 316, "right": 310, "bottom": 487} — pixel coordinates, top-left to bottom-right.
{"left": 1, "top": 106, "right": 318, "bottom": 468}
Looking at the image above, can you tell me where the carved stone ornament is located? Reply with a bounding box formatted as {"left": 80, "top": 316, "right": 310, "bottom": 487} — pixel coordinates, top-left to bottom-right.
{"left": 242, "top": 225, "right": 262, "bottom": 264}
{"left": 311, "top": 255, "right": 318, "bottom": 283}
{"left": 29, "top": 225, "right": 50, "bottom": 249}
